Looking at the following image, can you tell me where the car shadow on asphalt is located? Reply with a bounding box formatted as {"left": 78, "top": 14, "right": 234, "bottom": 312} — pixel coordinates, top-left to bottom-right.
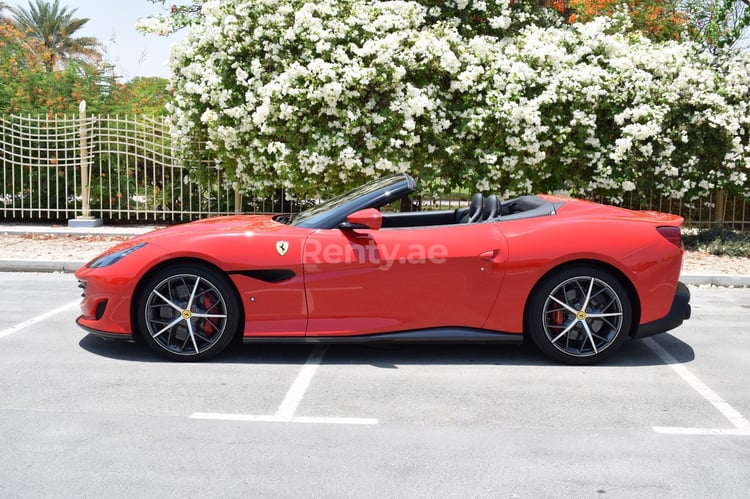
{"left": 78, "top": 332, "right": 694, "bottom": 368}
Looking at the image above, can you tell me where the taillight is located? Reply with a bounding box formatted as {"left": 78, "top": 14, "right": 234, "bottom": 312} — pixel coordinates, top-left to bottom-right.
{"left": 657, "top": 226, "right": 682, "bottom": 249}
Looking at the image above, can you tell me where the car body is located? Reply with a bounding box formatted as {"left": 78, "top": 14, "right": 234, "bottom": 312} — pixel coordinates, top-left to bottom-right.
{"left": 75, "top": 173, "right": 691, "bottom": 364}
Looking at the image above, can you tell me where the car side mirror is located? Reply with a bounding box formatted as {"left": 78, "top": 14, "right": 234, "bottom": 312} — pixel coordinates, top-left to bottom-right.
{"left": 339, "top": 208, "right": 382, "bottom": 230}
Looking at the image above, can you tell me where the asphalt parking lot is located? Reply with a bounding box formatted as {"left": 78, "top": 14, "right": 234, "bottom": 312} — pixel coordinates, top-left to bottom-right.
{"left": 0, "top": 272, "right": 748, "bottom": 498}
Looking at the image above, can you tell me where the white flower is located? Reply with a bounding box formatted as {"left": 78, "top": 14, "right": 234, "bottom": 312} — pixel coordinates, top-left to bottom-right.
{"left": 489, "top": 15, "right": 511, "bottom": 30}
{"left": 136, "top": 16, "right": 174, "bottom": 36}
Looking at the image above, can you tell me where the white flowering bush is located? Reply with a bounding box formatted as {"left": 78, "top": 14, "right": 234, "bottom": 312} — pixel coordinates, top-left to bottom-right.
{"left": 455, "top": 16, "right": 750, "bottom": 201}
{"left": 166, "top": 0, "right": 750, "bottom": 202}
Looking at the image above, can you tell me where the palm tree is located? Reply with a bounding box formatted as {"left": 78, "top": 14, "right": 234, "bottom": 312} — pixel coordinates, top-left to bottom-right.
{"left": 9, "top": 0, "right": 101, "bottom": 70}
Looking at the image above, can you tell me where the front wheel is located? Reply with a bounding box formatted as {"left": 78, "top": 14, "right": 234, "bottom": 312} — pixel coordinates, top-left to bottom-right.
{"left": 526, "top": 266, "right": 633, "bottom": 365}
{"left": 135, "top": 264, "right": 241, "bottom": 361}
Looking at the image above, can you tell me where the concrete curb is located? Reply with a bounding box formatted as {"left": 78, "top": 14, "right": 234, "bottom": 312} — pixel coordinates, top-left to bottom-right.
{"left": 0, "top": 259, "right": 86, "bottom": 273}
{"left": 680, "top": 274, "right": 750, "bottom": 288}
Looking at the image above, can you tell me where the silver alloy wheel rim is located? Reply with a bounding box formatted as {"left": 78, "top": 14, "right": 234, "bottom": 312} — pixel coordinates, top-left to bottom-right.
{"left": 542, "top": 276, "right": 624, "bottom": 357}
{"left": 144, "top": 273, "right": 229, "bottom": 356}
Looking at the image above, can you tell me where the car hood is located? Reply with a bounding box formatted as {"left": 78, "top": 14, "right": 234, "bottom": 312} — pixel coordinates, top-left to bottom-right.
{"left": 132, "top": 215, "right": 290, "bottom": 243}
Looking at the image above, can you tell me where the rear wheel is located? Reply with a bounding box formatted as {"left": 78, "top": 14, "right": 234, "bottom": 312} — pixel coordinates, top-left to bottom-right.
{"left": 526, "top": 266, "right": 632, "bottom": 364}
{"left": 135, "top": 264, "right": 241, "bottom": 361}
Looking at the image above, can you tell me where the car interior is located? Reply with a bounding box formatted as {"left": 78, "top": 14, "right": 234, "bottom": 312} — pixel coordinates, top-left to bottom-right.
{"left": 379, "top": 194, "right": 564, "bottom": 228}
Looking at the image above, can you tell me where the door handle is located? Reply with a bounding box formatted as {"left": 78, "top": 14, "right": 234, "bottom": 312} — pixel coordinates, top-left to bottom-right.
{"left": 479, "top": 249, "right": 501, "bottom": 262}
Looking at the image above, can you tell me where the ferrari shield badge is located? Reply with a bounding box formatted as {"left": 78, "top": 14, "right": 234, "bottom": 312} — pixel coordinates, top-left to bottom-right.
{"left": 276, "top": 240, "right": 289, "bottom": 256}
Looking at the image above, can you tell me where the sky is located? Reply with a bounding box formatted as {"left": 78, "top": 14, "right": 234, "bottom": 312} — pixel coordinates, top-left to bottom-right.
{"left": 8, "top": 0, "right": 186, "bottom": 80}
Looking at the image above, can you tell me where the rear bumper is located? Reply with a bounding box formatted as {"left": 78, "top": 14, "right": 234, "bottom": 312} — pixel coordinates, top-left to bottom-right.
{"left": 634, "top": 281, "right": 691, "bottom": 339}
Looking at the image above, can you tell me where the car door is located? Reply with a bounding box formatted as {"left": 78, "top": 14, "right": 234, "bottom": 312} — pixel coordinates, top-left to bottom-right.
{"left": 302, "top": 223, "right": 508, "bottom": 336}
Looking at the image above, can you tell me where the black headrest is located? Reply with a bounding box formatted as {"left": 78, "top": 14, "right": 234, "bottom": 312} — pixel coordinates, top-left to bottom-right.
{"left": 484, "top": 194, "right": 499, "bottom": 219}
{"left": 469, "top": 193, "right": 484, "bottom": 222}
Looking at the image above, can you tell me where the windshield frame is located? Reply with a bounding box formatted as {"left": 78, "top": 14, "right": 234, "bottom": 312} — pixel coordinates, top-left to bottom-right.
{"left": 291, "top": 173, "right": 416, "bottom": 229}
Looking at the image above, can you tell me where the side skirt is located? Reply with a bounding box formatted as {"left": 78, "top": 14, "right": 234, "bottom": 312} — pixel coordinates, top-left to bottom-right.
{"left": 243, "top": 327, "right": 523, "bottom": 344}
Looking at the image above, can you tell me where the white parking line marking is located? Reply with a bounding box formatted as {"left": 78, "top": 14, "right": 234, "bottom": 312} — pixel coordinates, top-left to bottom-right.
{"left": 644, "top": 337, "right": 750, "bottom": 436}
{"left": 0, "top": 300, "right": 79, "bottom": 340}
{"left": 190, "top": 413, "right": 378, "bottom": 425}
{"left": 652, "top": 427, "right": 750, "bottom": 436}
{"left": 290, "top": 416, "right": 379, "bottom": 425}
{"left": 189, "top": 345, "right": 379, "bottom": 425}
{"left": 191, "top": 414, "right": 287, "bottom": 423}
{"left": 276, "top": 346, "right": 328, "bottom": 420}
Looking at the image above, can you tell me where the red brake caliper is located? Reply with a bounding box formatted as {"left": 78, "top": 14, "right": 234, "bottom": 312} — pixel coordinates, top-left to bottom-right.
{"left": 201, "top": 295, "right": 218, "bottom": 336}
{"left": 552, "top": 310, "right": 564, "bottom": 325}
{"left": 551, "top": 293, "right": 564, "bottom": 326}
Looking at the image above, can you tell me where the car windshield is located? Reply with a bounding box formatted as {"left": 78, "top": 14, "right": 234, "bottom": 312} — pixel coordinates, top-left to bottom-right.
{"left": 290, "top": 174, "right": 409, "bottom": 227}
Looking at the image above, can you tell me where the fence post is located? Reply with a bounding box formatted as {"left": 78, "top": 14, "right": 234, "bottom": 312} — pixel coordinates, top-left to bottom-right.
{"left": 68, "top": 100, "right": 102, "bottom": 227}
{"left": 713, "top": 189, "right": 726, "bottom": 226}
{"left": 234, "top": 190, "right": 242, "bottom": 215}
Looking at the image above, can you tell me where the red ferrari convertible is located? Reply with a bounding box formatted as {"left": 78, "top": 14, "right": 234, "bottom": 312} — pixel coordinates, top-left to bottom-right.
{"left": 75, "top": 173, "right": 690, "bottom": 364}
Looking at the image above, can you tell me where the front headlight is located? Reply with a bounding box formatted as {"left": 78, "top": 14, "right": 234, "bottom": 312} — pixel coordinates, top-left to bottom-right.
{"left": 87, "top": 242, "right": 147, "bottom": 268}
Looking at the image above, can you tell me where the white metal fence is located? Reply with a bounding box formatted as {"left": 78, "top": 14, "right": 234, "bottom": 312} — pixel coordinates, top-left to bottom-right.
{"left": 1, "top": 110, "right": 748, "bottom": 227}
{"left": 1, "top": 110, "right": 239, "bottom": 223}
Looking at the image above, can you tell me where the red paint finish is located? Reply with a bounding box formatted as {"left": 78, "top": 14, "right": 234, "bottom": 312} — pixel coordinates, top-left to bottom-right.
{"left": 74, "top": 181, "right": 687, "bottom": 350}
{"left": 302, "top": 223, "right": 507, "bottom": 335}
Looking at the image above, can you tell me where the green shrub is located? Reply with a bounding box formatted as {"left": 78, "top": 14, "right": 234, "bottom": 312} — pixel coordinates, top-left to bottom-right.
{"left": 683, "top": 227, "right": 750, "bottom": 257}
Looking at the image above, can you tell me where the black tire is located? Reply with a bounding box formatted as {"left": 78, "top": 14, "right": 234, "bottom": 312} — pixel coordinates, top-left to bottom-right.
{"left": 526, "top": 265, "right": 632, "bottom": 365}
{"left": 135, "top": 264, "right": 241, "bottom": 361}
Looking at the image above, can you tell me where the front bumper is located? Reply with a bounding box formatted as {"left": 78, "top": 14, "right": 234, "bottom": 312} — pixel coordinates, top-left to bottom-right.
{"left": 75, "top": 272, "right": 137, "bottom": 338}
{"left": 634, "top": 281, "right": 691, "bottom": 339}
{"left": 76, "top": 316, "right": 134, "bottom": 341}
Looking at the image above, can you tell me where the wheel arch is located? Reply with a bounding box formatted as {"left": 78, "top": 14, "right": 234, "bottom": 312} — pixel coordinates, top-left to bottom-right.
{"left": 523, "top": 259, "right": 641, "bottom": 337}
{"left": 129, "top": 257, "right": 245, "bottom": 342}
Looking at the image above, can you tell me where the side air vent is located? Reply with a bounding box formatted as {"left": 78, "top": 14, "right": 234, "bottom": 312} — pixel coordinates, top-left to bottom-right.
{"left": 231, "top": 269, "right": 296, "bottom": 283}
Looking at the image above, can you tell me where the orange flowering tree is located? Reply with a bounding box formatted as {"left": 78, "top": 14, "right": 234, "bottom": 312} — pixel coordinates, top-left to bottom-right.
{"left": 107, "top": 77, "right": 171, "bottom": 115}
{"left": 0, "top": 18, "right": 39, "bottom": 110}
{"left": 549, "top": 0, "right": 750, "bottom": 49}
{"left": 548, "top": 0, "right": 687, "bottom": 41}
{"left": 0, "top": 13, "right": 169, "bottom": 116}
{"left": 0, "top": 15, "right": 96, "bottom": 114}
